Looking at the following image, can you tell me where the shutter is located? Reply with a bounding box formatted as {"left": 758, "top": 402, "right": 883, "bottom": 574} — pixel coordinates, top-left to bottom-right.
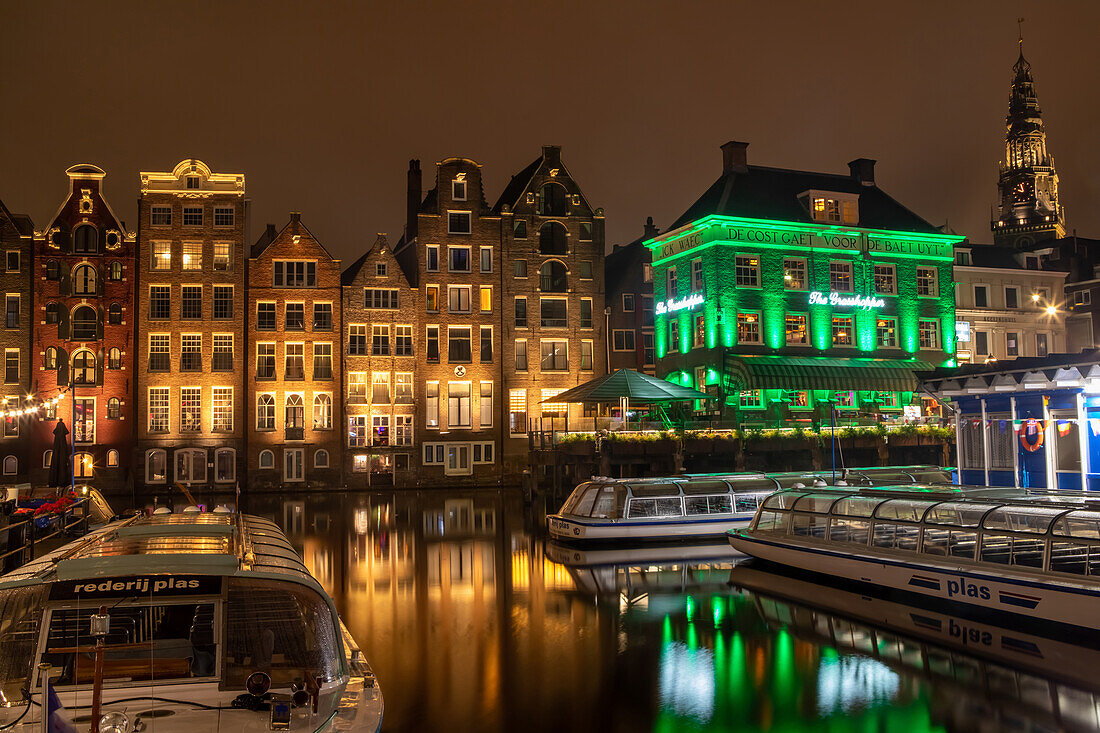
{"left": 95, "top": 349, "right": 104, "bottom": 386}
{"left": 58, "top": 307, "right": 70, "bottom": 339}
{"left": 56, "top": 347, "right": 69, "bottom": 386}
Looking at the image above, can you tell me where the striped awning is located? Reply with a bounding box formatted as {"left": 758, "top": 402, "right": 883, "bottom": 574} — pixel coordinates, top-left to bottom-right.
{"left": 724, "top": 354, "right": 936, "bottom": 393}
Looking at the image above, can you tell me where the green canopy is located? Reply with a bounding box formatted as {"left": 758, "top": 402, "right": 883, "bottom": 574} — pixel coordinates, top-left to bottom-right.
{"left": 542, "top": 369, "right": 709, "bottom": 404}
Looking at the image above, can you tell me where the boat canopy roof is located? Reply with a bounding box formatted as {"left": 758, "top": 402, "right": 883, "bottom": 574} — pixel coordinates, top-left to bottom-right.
{"left": 0, "top": 512, "right": 316, "bottom": 591}
{"left": 760, "top": 485, "right": 1100, "bottom": 538}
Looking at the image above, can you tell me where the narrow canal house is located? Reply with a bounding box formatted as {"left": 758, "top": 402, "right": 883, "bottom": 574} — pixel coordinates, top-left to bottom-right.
{"left": 341, "top": 233, "right": 419, "bottom": 487}
{"left": 922, "top": 351, "right": 1100, "bottom": 490}
{"left": 135, "top": 160, "right": 248, "bottom": 495}
{"left": 607, "top": 218, "right": 658, "bottom": 376}
{"left": 645, "top": 142, "right": 962, "bottom": 442}
{"left": 30, "top": 165, "right": 136, "bottom": 491}
{"left": 247, "top": 214, "right": 343, "bottom": 488}
{"left": 0, "top": 197, "right": 33, "bottom": 484}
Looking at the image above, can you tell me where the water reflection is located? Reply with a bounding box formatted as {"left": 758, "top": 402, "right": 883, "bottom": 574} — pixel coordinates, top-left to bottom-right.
{"left": 243, "top": 490, "right": 1100, "bottom": 732}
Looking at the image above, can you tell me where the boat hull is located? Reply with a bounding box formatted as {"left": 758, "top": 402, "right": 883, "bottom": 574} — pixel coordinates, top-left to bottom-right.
{"left": 729, "top": 530, "right": 1100, "bottom": 630}
{"left": 548, "top": 513, "right": 752, "bottom": 542}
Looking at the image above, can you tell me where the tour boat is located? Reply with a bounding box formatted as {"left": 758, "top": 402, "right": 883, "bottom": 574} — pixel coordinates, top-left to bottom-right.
{"left": 728, "top": 483, "right": 1100, "bottom": 629}
{"left": 547, "top": 466, "right": 952, "bottom": 542}
{"left": 733, "top": 563, "right": 1100, "bottom": 729}
{"left": 0, "top": 509, "right": 383, "bottom": 733}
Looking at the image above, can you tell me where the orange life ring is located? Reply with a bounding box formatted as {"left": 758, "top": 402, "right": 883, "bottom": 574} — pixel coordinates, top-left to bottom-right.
{"left": 1019, "top": 419, "right": 1045, "bottom": 452}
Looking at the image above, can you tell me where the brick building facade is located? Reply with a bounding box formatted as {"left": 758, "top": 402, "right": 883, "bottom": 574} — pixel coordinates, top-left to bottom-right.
{"left": 0, "top": 198, "right": 34, "bottom": 483}
{"left": 341, "top": 234, "right": 419, "bottom": 487}
{"left": 606, "top": 217, "right": 657, "bottom": 375}
{"left": 135, "top": 160, "right": 248, "bottom": 496}
{"left": 493, "top": 145, "right": 606, "bottom": 480}
{"left": 30, "top": 165, "right": 136, "bottom": 492}
{"left": 247, "top": 214, "right": 343, "bottom": 488}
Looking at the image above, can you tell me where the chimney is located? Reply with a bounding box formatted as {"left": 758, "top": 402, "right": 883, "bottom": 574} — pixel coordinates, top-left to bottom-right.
{"left": 265, "top": 223, "right": 276, "bottom": 238}
{"left": 643, "top": 216, "right": 659, "bottom": 238}
{"left": 721, "top": 141, "right": 749, "bottom": 174}
{"left": 406, "top": 159, "right": 421, "bottom": 241}
{"left": 848, "top": 158, "right": 876, "bottom": 186}
{"left": 542, "top": 145, "right": 561, "bottom": 165}
{"left": 289, "top": 212, "right": 301, "bottom": 223}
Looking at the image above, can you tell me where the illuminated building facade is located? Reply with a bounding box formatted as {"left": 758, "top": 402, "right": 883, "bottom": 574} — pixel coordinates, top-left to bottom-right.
{"left": 341, "top": 234, "right": 419, "bottom": 487}
{"left": 646, "top": 142, "right": 961, "bottom": 427}
{"left": 135, "top": 160, "right": 248, "bottom": 494}
{"left": 30, "top": 165, "right": 137, "bottom": 491}
{"left": 247, "top": 214, "right": 343, "bottom": 488}
{"left": 0, "top": 197, "right": 33, "bottom": 483}
{"left": 991, "top": 43, "right": 1065, "bottom": 248}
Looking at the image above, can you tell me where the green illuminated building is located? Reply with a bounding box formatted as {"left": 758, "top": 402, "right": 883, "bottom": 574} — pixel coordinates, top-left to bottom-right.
{"left": 645, "top": 142, "right": 963, "bottom": 426}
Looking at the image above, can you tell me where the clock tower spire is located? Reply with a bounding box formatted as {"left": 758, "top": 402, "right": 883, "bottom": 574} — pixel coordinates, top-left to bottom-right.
{"left": 991, "top": 23, "right": 1065, "bottom": 247}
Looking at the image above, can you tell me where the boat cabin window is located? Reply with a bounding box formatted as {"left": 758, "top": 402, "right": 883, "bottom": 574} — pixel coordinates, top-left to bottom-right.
{"left": 773, "top": 474, "right": 825, "bottom": 489}
{"left": 1049, "top": 542, "right": 1100, "bottom": 575}
{"left": 924, "top": 502, "right": 998, "bottom": 527}
{"left": 793, "top": 494, "right": 845, "bottom": 514}
{"left": 560, "top": 483, "right": 594, "bottom": 514}
{"left": 684, "top": 495, "right": 732, "bottom": 515}
{"left": 980, "top": 534, "right": 1044, "bottom": 569}
{"left": 831, "top": 496, "right": 881, "bottom": 517}
{"left": 983, "top": 506, "right": 1064, "bottom": 534}
{"left": 753, "top": 510, "right": 787, "bottom": 531}
{"left": 628, "top": 483, "right": 681, "bottom": 498}
{"left": 589, "top": 486, "right": 626, "bottom": 519}
{"left": 762, "top": 491, "right": 805, "bottom": 510}
{"left": 679, "top": 480, "right": 730, "bottom": 495}
{"left": 874, "top": 499, "right": 937, "bottom": 523}
{"left": 920, "top": 528, "right": 977, "bottom": 559}
{"left": 626, "top": 497, "right": 683, "bottom": 518}
{"left": 826, "top": 517, "right": 871, "bottom": 545}
{"left": 224, "top": 578, "right": 343, "bottom": 686}
{"left": 1052, "top": 511, "right": 1100, "bottom": 539}
{"left": 908, "top": 469, "right": 952, "bottom": 484}
{"left": 42, "top": 601, "right": 218, "bottom": 685}
{"left": 791, "top": 513, "right": 827, "bottom": 538}
{"left": 735, "top": 493, "right": 769, "bottom": 513}
{"left": 727, "top": 478, "right": 781, "bottom": 492}
{"left": 569, "top": 485, "right": 602, "bottom": 517}
{"left": 871, "top": 522, "right": 920, "bottom": 551}
{"left": 0, "top": 586, "right": 49, "bottom": 707}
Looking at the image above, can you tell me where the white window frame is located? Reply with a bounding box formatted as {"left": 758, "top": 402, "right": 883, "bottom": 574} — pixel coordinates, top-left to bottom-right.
{"left": 283, "top": 448, "right": 304, "bottom": 482}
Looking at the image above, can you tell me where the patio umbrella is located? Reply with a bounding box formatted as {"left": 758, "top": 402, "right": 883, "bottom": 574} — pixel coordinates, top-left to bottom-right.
{"left": 48, "top": 419, "right": 71, "bottom": 488}
{"left": 543, "top": 369, "right": 709, "bottom": 404}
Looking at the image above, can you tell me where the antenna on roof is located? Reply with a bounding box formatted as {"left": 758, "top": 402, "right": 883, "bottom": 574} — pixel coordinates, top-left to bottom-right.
{"left": 1017, "top": 16, "right": 1025, "bottom": 49}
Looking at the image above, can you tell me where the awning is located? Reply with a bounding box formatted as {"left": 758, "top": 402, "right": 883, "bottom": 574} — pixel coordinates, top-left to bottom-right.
{"left": 724, "top": 354, "right": 936, "bottom": 393}
{"left": 543, "top": 368, "right": 709, "bottom": 404}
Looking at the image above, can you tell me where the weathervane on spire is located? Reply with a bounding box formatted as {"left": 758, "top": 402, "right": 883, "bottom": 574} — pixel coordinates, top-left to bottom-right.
{"left": 1017, "top": 17, "right": 1025, "bottom": 48}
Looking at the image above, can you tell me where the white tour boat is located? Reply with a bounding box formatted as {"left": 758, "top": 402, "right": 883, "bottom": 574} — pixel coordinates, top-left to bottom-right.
{"left": 0, "top": 509, "right": 383, "bottom": 733}
{"left": 729, "top": 483, "right": 1100, "bottom": 629}
{"left": 547, "top": 466, "right": 952, "bottom": 542}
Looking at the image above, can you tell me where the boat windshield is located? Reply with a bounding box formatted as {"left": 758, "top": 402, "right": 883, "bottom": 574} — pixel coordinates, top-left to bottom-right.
{"left": 0, "top": 585, "right": 48, "bottom": 715}
{"left": 560, "top": 483, "right": 595, "bottom": 515}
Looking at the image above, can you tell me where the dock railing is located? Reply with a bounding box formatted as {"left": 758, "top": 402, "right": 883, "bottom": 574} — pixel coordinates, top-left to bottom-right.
{"left": 0, "top": 497, "right": 90, "bottom": 571}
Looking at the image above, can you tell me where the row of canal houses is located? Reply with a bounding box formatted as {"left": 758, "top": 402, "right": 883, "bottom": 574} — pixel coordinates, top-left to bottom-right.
{"left": 0, "top": 147, "right": 607, "bottom": 494}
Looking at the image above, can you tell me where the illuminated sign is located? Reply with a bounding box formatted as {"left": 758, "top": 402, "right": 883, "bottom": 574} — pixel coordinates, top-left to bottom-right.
{"left": 655, "top": 293, "right": 703, "bottom": 315}
{"left": 955, "top": 321, "right": 971, "bottom": 343}
{"left": 808, "top": 291, "right": 885, "bottom": 310}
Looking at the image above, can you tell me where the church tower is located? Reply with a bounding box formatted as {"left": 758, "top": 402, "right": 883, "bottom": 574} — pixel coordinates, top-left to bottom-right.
{"left": 991, "top": 34, "right": 1065, "bottom": 247}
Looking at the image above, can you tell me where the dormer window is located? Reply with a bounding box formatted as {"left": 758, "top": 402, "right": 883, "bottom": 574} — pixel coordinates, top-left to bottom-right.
{"left": 804, "top": 191, "right": 858, "bottom": 224}
{"left": 186, "top": 176, "right": 200, "bottom": 189}
{"left": 452, "top": 174, "right": 467, "bottom": 201}
{"left": 955, "top": 250, "right": 971, "bottom": 266}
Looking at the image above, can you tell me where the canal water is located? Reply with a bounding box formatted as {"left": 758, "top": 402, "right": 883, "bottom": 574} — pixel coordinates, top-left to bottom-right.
{"left": 239, "top": 489, "right": 1100, "bottom": 733}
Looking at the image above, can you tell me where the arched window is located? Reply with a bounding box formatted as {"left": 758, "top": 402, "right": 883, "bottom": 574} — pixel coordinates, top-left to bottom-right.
{"left": 258, "top": 450, "right": 275, "bottom": 470}
{"left": 3, "top": 455, "right": 16, "bottom": 475}
{"left": 42, "top": 450, "right": 52, "bottom": 469}
{"left": 145, "top": 449, "right": 167, "bottom": 483}
{"left": 71, "top": 305, "right": 97, "bottom": 340}
{"left": 44, "top": 347, "right": 58, "bottom": 370}
{"left": 107, "top": 449, "right": 119, "bottom": 467}
{"left": 257, "top": 394, "right": 275, "bottom": 430}
{"left": 215, "top": 448, "right": 236, "bottom": 483}
{"left": 313, "top": 393, "right": 332, "bottom": 429}
{"left": 74, "top": 225, "right": 98, "bottom": 254}
{"left": 72, "top": 350, "right": 96, "bottom": 385}
{"left": 75, "top": 453, "right": 94, "bottom": 479}
{"left": 45, "top": 261, "right": 60, "bottom": 280}
{"left": 107, "top": 347, "right": 121, "bottom": 369}
{"left": 539, "top": 182, "right": 570, "bottom": 216}
{"left": 107, "top": 397, "right": 121, "bottom": 419}
{"left": 73, "top": 264, "right": 97, "bottom": 295}
{"left": 45, "top": 303, "right": 60, "bottom": 324}
{"left": 175, "top": 448, "right": 206, "bottom": 484}
{"left": 109, "top": 261, "right": 122, "bottom": 280}
{"left": 108, "top": 303, "right": 122, "bottom": 324}
{"left": 539, "top": 260, "right": 568, "bottom": 293}
{"left": 538, "top": 222, "right": 568, "bottom": 255}
{"left": 285, "top": 394, "right": 304, "bottom": 430}
{"left": 314, "top": 449, "right": 330, "bottom": 469}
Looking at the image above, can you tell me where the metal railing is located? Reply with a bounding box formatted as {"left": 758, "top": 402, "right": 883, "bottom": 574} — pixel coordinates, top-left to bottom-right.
{"left": 1, "top": 497, "right": 90, "bottom": 570}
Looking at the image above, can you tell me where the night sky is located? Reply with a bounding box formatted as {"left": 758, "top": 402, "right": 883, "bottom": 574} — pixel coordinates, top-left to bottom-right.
{"left": 4, "top": 1, "right": 1098, "bottom": 260}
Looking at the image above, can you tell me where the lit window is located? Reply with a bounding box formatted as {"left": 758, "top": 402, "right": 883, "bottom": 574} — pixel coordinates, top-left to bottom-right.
{"left": 916, "top": 267, "right": 938, "bottom": 297}
{"left": 691, "top": 259, "right": 704, "bottom": 292}
{"left": 785, "top": 314, "right": 808, "bottom": 345}
{"left": 447, "top": 382, "right": 471, "bottom": 428}
{"left": 480, "top": 286, "right": 492, "bottom": 313}
{"left": 182, "top": 241, "right": 202, "bottom": 270}
{"left": 919, "top": 319, "right": 940, "bottom": 349}
{"left": 873, "top": 264, "right": 896, "bottom": 295}
{"left": 735, "top": 256, "right": 759, "bottom": 287}
{"left": 257, "top": 395, "right": 275, "bottom": 430}
{"left": 148, "top": 387, "right": 169, "bottom": 433}
{"left": 832, "top": 316, "right": 853, "bottom": 346}
{"left": 152, "top": 241, "right": 171, "bottom": 270}
{"left": 313, "top": 343, "right": 333, "bottom": 379}
{"left": 180, "top": 387, "right": 202, "bottom": 432}
{"left": 876, "top": 318, "right": 897, "bottom": 348}
{"left": 836, "top": 391, "right": 856, "bottom": 408}
{"left": 829, "top": 261, "right": 853, "bottom": 292}
{"left": 736, "top": 312, "right": 760, "bottom": 344}
{"left": 739, "top": 390, "right": 763, "bottom": 409}
{"left": 693, "top": 314, "right": 706, "bottom": 348}
{"left": 783, "top": 258, "right": 806, "bottom": 290}
{"left": 313, "top": 394, "right": 332, "bottom": 429}
{"left": 509, "top": 389, "right": 527, "bottom": 434}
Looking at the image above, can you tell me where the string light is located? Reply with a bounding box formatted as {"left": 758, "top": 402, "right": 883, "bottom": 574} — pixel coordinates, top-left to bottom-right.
{"left": 0, "top": 386, "right": 71, "bottom": 421}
